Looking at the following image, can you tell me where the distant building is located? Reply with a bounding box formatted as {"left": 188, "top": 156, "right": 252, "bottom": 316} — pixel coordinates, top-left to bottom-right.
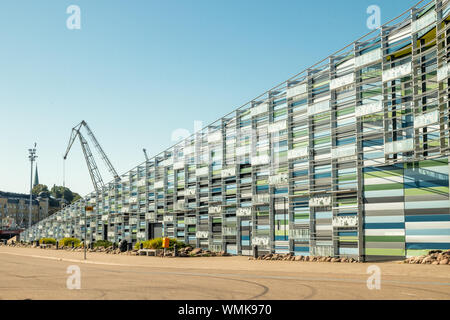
{"left": 0, "top": 191, "right": 49, "bottom": 230}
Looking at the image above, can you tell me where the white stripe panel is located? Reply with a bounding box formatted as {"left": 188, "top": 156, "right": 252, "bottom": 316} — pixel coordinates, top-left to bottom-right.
{"left": 316, "top": 225, "right": 333, "bottom": 231}
{"left": 406, "top": 222, "right": 450, "bottom": 230}
{"left": 364, "top": 176, "right": 404, "bottom": 184}
{"left": 388, "top": 25, "right": 411, "bottom": 44}
{"left": 364, "top": 202, "right": 403, "bottom": 211}
{"left": 364, "top": 229, "right": 405, "bottom": 236}
{"left": 406, "top": 235, "right": 450, "bottom": 243}
{"left": 364, "top": 190, "right": 404, "bottom": 198}
{"left": 363, "top": 159, "right": 386, "bottom": 167}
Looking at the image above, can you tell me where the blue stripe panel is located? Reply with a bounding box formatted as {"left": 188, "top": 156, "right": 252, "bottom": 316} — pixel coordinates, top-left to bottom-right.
{"left": 365, "top": 190, "right": 404, "bottom": 198}
{"left": 405, "top": 215, "right": 450, "bottom": 222}
{"left": 315, "top": 211, "right": 332, "bottom": 219}
{"left": 338, "top": 232, "right": 358, "bottom": 236}
{"left": 363, "top": 164, "right": 403, "bottom": 173}
{"left": 339, "top": 247, "right": 358, "bottom": 255}
{"left": 294, "top": 246, "right": 309, "bottom": 251}
{"left": 337, "top": 213, "right": 357, "bottom": 217}
{"left": 274, "top": 188, "right": 288, "bottom": 194}
{"left": 364, "top": 223, "right": 405, "bottom": 229}
{"left": 406, "top": 229, "right": 450, "bottom": 236}
{"left": 405, "top": 243, "right": 450, "bottom": 250}
{"left": 240, "top": 235, "right": 250, "bottom": 240}
{"left": 275, "top": 236, "right": 289, "bottom": 240}
{"left": 241, "top": 220, "right": 251, "bottom": 227}
{"left": 404, "top": 180, "right": 449, "bottom": 189}
{"left": 405, "top": 200, "right": 450, "bottom": 209}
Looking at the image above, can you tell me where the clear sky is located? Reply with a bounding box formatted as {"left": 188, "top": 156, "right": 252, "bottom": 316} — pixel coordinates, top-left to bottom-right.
{"left": 0, "top": 0, "right": 420, "bottom": 196}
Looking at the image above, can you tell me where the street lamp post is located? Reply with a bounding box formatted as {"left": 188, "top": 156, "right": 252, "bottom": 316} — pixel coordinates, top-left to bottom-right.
{"left": 84, "top": 205, "right": 93, "bottom": 260}
{"left": 284, "top": 196, "right": 288, "bottom": 241}
{"left": 28, "top": 143, "right": 37, "bottom": 230}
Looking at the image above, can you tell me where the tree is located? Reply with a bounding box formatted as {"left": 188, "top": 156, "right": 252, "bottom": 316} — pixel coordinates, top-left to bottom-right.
{"left": 72, "top": 193, "right": 81, "bottom": 203}
{"left": 32, "top": 184, "right": 49, "bottom": 195}
{"left": 50, "top": 185, "right": 74, "bottom": 203}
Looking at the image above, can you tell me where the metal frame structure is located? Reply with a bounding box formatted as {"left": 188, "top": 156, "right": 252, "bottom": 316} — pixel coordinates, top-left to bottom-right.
{"left": 23, "top": 0, "right": 450, "bottom": 261}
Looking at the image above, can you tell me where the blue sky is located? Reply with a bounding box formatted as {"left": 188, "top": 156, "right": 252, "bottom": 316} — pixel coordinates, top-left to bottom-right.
{"left": 0, "top": 0, "right": 418, "bottom": 196}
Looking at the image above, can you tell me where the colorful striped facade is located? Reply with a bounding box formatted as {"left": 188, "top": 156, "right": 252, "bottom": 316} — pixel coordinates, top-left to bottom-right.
{"left": 22, "top": 0, "right": 450, "bottom": 261}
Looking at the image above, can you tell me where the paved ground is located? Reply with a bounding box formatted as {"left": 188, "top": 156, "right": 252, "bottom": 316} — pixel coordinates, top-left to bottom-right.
{"left": 0, "top": 246, "right": 449, "bottom": 300}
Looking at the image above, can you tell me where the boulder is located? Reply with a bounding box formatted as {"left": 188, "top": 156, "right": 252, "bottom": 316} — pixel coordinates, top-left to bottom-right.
{"left": 191, "top": 248, "right": 203, "bottom": 255}
{"left": 439, "top": 259, "right": 449, "bottom": 265}
{"left": 422, "top": 256, "right": 431, "bottom": 264}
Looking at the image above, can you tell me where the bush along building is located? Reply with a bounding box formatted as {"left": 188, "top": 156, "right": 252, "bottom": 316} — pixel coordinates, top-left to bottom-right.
{"left": 22, "top": 0, "right": 450, "bottom": 261}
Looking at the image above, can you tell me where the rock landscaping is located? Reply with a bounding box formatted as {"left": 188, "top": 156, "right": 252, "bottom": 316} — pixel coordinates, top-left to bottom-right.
{"left": 402, "top": 250, "right": 450, "bottom": 265}
{"left": 2, "top": 241, "right": 449, "bottom": 264}
{"left": 249, "top": 253, "right": 360, "bottom": 263}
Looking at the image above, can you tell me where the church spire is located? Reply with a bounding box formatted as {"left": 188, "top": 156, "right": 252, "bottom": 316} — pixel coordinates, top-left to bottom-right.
{"left": 34, "top": 164, "right": 39, "bottom": 187}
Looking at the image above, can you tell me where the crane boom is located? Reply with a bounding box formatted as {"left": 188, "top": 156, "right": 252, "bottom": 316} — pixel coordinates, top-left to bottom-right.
{"left": 63, "top": 120, "right": 119, "bottom": 194}
{"left": 83, "top": 121, "right": 119, "bottom": 180}
{"left": 78, "top": 132, "right": 104, "bottom": 194}
{"left": 143, "top": 148, "right": 149, "bottom": 161}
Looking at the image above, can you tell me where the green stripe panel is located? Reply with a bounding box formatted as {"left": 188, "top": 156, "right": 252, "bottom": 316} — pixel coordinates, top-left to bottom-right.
{"left": 404, "top": 186, "right": 449, "bottom": 196}
{"left": 365, "top": 248, "right": 405, "bottom": 256}
{"left": 365, "top": 236, "right": 405, "bottom": 242}
{"left": 364, "top": 183, "right": 404, "bottom": 191}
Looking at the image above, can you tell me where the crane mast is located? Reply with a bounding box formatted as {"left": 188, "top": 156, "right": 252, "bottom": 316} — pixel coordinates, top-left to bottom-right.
{"left": 64, "top": 120, "right": 119, "bottom": 194}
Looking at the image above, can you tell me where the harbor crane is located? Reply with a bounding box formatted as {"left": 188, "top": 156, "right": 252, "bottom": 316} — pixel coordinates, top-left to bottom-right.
{"left": 143, "top": 148, "right": 149, "bottom": 161}
{"left": 63, "top": 120, "right": 120, "bottom": 194}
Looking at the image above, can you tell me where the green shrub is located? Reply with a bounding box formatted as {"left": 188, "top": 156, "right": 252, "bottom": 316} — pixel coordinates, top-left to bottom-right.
{"left": 134, "top": 237, "right": 186, "bottom": 250}
{"left": 59, "top": 237, "right": 81, "bottom": 247}
{"left": 93, "top": 240, "right": 112, "bottom": 248}
{"left": 39, "top": 238, "right": 56, "bottom": 245}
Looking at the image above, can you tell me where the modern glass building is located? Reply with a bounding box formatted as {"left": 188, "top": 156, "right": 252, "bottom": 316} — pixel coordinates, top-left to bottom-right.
{"left": 23, "top": 0, "right": 450, "bottom": 261}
